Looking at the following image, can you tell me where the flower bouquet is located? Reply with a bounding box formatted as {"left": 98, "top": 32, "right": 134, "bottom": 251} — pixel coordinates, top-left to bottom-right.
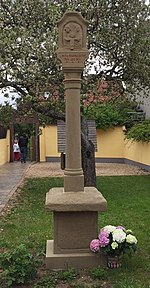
{"left": 90, "top": 225, "right": 138, "bottom": 268}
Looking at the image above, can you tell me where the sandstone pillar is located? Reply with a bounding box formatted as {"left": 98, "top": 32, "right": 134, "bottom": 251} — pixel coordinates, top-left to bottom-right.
{"left": 45, "top": 11, "right": 107, "bottom": 270}
{"left": 56, "top": 12, "right": 89, "bottom": 192}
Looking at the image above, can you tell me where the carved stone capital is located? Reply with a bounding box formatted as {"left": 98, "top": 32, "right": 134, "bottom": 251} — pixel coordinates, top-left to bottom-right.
{"left": 56, "top": 11, "right": 89, "bottom": 68}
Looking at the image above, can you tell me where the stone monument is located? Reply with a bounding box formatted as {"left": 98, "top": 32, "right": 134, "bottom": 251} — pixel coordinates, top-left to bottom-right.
{"left": 45, "top": 11, "right": 107, "bottom": 269}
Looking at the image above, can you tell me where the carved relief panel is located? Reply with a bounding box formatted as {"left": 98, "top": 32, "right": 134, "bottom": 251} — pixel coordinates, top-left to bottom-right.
{"left": 63, "top": 22, "right": 82, "bottom": 50}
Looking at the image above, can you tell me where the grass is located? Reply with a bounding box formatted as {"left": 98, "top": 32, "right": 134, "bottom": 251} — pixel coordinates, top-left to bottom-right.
{"left": 0, "top": 175, "right": 150, "bottom": 287}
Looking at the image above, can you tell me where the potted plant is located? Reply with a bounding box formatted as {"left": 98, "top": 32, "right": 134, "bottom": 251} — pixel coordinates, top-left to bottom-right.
{"left": 90, "top": 225, "right": 138, "bottom": 268}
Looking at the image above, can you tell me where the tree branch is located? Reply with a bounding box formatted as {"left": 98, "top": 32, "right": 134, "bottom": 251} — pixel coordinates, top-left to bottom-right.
{"left": 0, "top": 80, "right": 28, "bottom": 96}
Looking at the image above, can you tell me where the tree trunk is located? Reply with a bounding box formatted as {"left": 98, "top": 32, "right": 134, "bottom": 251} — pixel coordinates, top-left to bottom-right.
{"left": 81, "top": 118, "right": 96, "bottom": 187}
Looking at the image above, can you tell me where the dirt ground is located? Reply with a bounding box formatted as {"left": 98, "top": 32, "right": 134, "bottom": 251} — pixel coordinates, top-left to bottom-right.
{"left": 25, "top": 162, "right": 150, "bottom": 178}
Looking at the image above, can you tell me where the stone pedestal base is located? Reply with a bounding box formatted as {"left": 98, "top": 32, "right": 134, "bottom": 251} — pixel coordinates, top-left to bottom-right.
{"left": 46, "top": 240, "right": 107, "bottom": 270}
{"left": 45, "top": 187, "right": 107, "bottom": 270}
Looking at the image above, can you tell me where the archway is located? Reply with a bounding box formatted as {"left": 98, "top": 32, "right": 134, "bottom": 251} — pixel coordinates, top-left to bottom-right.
{"left": 10, "top": 112, "right": 40, "bottom": 163}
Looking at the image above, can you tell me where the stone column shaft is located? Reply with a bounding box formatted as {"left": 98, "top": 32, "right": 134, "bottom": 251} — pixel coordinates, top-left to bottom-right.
{"left": 64, "top": 71, "right": 84, "bottom": 192}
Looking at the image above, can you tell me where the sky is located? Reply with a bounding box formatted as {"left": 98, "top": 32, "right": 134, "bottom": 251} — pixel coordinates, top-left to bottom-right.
{"left": 0, "top": 89, "right": 18, "bottom": 106}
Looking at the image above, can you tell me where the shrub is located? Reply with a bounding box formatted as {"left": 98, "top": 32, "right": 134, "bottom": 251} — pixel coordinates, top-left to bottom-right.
{"left": 89, "top": 267, "right": 108, "bottom": 280}
{"left": 83, "top": 103, "right": 124, "bottom": 129}
{"left": 0, "top": 244, "right": 40, "bottom": 287}
{"left": 125, "top": 120, "right": 150, "bottom": 142}
{"left": 58, "top": 268, "right": 78, "bottom": 282}
{"left": 33, "top": 275, "right": 56, "bottom": 288}
{"left": 83, "top": 98, "right": 139, "bottom": 130}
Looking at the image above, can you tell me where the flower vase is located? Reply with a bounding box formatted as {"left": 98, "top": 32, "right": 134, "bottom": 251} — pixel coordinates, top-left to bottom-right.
{"left": 107, "top": 255, "right": 121, "bottom": 269}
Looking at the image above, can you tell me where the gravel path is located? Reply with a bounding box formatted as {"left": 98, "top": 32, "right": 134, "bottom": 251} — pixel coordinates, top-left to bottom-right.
{"left": 25, "top": 162, "right": 150, "bottom": 178}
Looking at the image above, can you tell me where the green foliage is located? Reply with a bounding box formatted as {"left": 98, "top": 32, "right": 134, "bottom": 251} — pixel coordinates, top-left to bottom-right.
{"left": 71, "top": 284, "right": 85, "bottom": 288}
{"left": 0, "top": 105, "right": 14, "bottom": 127}
{"left": 58, "top": 268, "right": 79, "bottom": 282}
{"left": 125, "top": 120, "right": 150, "bottom": 142}
{"left": 33, "top": 275, "right": 56, "bottom": 288}
{"left": 14, "top": 123, "right": 35, "bottom": 137}
{"left": 89, "top": 267, "right": 108, "bottom": 280}
{"left": 83, "top": 97, "right": 139, "bottom": 129}
{"left": 38, "top": 99, "right": 65, "bottom": 125}
{"left": 0, "top": 176, "right": 150, "bottom": 286}
{"left": 114, "top": 278, "right": 150, "bottom": 288}
{"left": 0, "top": 0, "right": 150, "bottom": 105}
{"left": 0, "top": 177, "right": 63, "bottom": 252}
{"left": 0, "top": 244, "right": 40, "bottom": 287}
{"left": 1, "top": 0, "right": 61, "bottom": 96}
{"left": 84, "top": 103, "right": 123, "bottom": 129}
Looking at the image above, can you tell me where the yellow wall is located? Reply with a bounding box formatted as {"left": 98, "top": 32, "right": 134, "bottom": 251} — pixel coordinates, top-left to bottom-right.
{"left": 40, "top": 125, "right": 60, "bottom": 161}
{"left": 40, "top": 126, "right": 125, "bottom": 161}
{"left": 39, "top": 127, "right": 46, "bottom": 162}
{"left": 124, "top": 140, "right": 150, "bottom": 166}
{"left": 7, "top": 130, "right": 10, "bottom": 163}
{"left": 39, "top": 125, "right": 150, "bottom": 168}
{"left": 95, "top": 127, "right": 124, "bottom": 158}
{"left": 0, "top": 130, "right": 10, "bottom": 165}
{"left": 1, "top": 126, "right": 149, "bottom": 168}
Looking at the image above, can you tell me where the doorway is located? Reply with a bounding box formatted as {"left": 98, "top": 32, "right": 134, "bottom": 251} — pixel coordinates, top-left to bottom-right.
{"left": 10, "top": 113, "right": 40, "bottom": 163}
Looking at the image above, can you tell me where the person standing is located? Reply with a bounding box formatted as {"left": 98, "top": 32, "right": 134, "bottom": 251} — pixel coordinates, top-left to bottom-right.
{"left": 13, "top": 139, "right": 20, "bottom": 161}
{"left": 18, "top": 133, "right": 28, "bottom": 163}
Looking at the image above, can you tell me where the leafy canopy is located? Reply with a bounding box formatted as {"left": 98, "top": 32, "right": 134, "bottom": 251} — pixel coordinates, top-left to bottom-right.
{"left": 0, "top": 0, "right": 149, "bottom": 134}
{"left": 0, "top": 0, "right": 150, "bottom": 101}
{"left": 125, "top": 119, "right": 150, "bottom": 142}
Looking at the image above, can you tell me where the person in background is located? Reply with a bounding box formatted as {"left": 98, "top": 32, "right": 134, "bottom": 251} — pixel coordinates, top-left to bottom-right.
{"left": 18, "top": 133, "right": 28, "bottom": 163}
{"left": 13, "top": 139, "right": 20, "bottom": 161}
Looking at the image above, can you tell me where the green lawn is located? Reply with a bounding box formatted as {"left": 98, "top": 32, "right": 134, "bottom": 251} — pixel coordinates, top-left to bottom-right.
{"left": 0, "top": 175, "right": 150, "bottom": 287}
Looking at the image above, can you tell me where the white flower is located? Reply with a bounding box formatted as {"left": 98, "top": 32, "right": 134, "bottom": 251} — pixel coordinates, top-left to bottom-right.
{"left": 112, "top": 228, "right": 126, "bottom": 243}
{"left": 126, "top": 229, "right": 133, "bottom": 234}
{"left": 126, "top": 234, "right": 137, "bottom": 244}
{"left": 111, "top": 242, "right": 119, "bottom": 250}
{"left": 102, "top": 225, "right": 116, "bottom": 233}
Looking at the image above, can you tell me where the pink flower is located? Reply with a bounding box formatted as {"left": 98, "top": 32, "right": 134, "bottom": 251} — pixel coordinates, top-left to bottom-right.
{"left": 101, "top": 225, "right": 116, "bottom": 234}
{"left": 90, "top": 239, "right": 100, "bottom": 252}
{"left": 99, "top": 230, "right": 110, "bottom": 247}
{"left": 116, "top": 226, "right": 125, "bottom": 230}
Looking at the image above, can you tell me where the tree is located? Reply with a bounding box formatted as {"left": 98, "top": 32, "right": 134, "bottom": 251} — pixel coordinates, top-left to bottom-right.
{"left": 54, "top": 0, "right": 150, "bottom": 95}
{"left": 0, "top": 0, "right": 150, "bottom": 97}
{"left": 0, "top": 0, "right": 150, "bottom": 186}
{"left": 0, "top": 0, "right": 64, "bottom": 98}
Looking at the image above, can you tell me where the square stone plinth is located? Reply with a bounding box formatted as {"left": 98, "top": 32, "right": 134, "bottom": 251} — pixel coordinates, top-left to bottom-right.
{"left": 46, "top": 187, "right": 107, "bottom": 212}
{"left": 45, "top": 187, "right": 107, "bottom": 269}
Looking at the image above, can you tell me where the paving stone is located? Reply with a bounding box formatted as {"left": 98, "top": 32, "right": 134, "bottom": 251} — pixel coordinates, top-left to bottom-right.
{"left": 0, "top": 162, "right": 31, "bottom": 213}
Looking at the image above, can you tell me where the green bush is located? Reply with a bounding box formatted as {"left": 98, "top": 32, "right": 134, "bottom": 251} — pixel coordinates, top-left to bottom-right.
{"left": 89, "top": 267, "right": 108, "bottom": 280}
{"left": 83, "top": 103, "right": 124, "bottom": 129}
{"left": 0, "top": 244, "right": 40, "bottom": 287}
{"left": 58, "top": 268, "right": 78, "bottom": 282}
{"left": 125, "top": 120, "right": 150, "bottom": 142}
{"left": 33, "top": 275, "right": 56, "bottom": 288}
{"left": 83, "top": 98, "right": 139, "bottom": 130}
